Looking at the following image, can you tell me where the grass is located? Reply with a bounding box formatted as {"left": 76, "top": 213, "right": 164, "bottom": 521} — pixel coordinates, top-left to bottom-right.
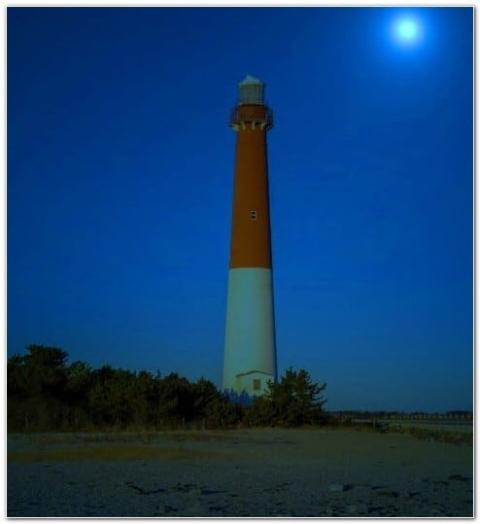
{"left": 386, "top": 425, "right": 473, "bottom": 446}
{"left": 317, "top": 420, "right": 473, "bottom": 446}
{"left": 8, "top": 445, "right": 227, "bottom": 463}
{"left": 8, "top": 423, "right": 472, "bottom": 466}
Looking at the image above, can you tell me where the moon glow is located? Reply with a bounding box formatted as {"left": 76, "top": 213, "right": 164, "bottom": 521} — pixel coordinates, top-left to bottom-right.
{"left": 393, "top": 17, "right": 422, "bottom": 46}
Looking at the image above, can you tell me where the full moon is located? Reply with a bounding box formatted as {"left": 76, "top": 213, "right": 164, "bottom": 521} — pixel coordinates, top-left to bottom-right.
{"left": 393, "top": 17, "right": 422, "bottom": 45}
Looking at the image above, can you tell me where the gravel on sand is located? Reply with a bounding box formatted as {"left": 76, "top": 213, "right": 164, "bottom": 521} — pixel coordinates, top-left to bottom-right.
{"left": 7, "top": 428, "right": 473, "bottom": 517}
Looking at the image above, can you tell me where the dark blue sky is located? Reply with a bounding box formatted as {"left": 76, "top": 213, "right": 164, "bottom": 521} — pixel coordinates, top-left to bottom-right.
{"left": 8, "top": 7, "right": 472, "bottom": 411}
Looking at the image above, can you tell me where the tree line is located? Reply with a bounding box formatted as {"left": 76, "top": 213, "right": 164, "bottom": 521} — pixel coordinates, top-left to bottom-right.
{"left": 8, "top": 345, "right": 328, "bottom": 431}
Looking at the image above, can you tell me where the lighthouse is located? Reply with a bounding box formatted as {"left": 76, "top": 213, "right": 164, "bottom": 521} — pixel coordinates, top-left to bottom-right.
{"left": 223, "top": 75, "right": 277, "bottom": 397}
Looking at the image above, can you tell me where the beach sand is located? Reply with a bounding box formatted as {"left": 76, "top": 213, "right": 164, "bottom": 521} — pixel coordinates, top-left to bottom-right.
{"left": 7, "top": 428, "right": 473, "bottom": 517}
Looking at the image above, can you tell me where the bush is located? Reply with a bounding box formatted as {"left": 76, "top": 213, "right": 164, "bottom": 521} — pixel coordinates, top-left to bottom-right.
{"left": 245, "top": 368, "right": 327, "bottom": 427}
{"left": 7, "top": 346, "right": 327, "bottom": 431}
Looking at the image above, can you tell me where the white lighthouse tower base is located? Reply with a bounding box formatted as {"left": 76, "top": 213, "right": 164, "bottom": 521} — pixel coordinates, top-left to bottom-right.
{"left": 223, "top": 268, "right": 277, "bottom": 397}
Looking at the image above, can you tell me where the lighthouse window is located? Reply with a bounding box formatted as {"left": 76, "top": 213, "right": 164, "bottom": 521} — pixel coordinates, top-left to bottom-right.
{"left": 249, "top": 209, "right": 258, "bottom": 220}
{"left": 253, "top": 379, "right": 261, "bottom": 391}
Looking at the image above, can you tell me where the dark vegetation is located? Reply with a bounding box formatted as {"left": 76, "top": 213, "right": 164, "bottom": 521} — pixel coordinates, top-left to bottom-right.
{"left": 7, "top": 345, "right": 327, "bottom": 432}
{"left": 387, "top": 425, "right": 473, "bottom": 446}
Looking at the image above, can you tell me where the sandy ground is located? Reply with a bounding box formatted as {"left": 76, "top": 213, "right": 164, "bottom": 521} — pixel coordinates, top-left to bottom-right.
{"left": 7, "top": 428, "right": 473, "bottom": 517}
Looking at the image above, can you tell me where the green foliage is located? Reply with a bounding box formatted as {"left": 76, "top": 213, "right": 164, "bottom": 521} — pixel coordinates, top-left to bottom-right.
{"left": 7, "top": 345, "right": 244, "bottom": 431}
{"left": 8, "top": 345, "right": 69, "bottom": 430}
{"left": 246, "top": 368, "right": 327, "bottom": 427}
{"left": 7, "top": 345, "right": 328, "bottom": 431}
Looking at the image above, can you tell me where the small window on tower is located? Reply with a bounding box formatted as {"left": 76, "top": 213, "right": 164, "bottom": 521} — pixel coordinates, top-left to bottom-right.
{"left": 253, "top": 379, "right": 261, "bottom": 391}
{"left": 249, "top": 209, "right": 258, "bottom": 220}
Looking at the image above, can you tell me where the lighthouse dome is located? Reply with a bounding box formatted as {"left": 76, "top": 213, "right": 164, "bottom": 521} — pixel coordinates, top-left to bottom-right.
{"left": 238, "top": 74, "right": 265, "bottom": 105}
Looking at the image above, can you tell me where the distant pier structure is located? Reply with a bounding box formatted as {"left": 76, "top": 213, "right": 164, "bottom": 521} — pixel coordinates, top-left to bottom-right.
{"left": 223, "top": 75, "right": 277, "bottom": 397}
